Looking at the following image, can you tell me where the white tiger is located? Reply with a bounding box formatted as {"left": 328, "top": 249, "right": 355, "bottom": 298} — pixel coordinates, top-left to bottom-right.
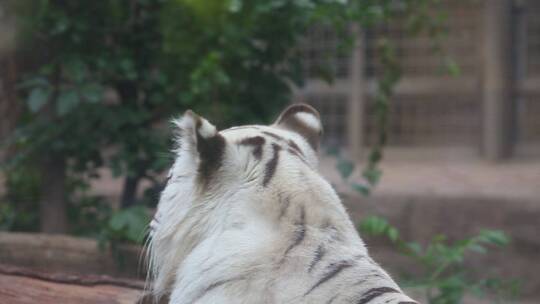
{"left": 146, "top": 104, "right": 417, "bottom": 304}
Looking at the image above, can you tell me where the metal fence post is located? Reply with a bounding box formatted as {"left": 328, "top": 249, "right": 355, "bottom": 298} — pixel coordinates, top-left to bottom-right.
{"left": 348, "top": 26, "right": 366, "bottom": 160}
{"left": 481, "top": 0, "right": 516, "bottom": 160}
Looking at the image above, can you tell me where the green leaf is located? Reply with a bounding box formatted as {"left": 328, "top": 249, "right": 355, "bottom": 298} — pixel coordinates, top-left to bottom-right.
{"left": 51, "top": 15, "right": 69, "bottom": 34}
{"left": 18, "top": 77, "right": 49, "bottom": 90}
{"left": 325, "top": 146, "right": 340, "bottom": 157}
{"left": 445, "top": 58, "right": 461, "bottom": 77}
{"left": 57, "top": 89, "right": 79, "bottom": 116}
{"left": 387, "top": 227, "right": 399, "bottom": 242}
{"left": 406, "top": 242, "right": 423, "bottom": 256}
{"left": 336, "top": 158, "right": 354, "bottom": 180}
{"left": 64, "top": 60, "right": 87, "bottom": 82}
{"left": 363, "top": 168, "right": 382, "bottom": 186}
{"left": 351, "top": 183, "right": 370, "bottom": 196}
{"left": 469, "top": 243, "right": 487, "bottom": 254}
{"left": 359, "top": 216, "right": 389, "bottom": 236}
{"left": 80, "top": 83, "right": 103, "bottom": 103}
{"left": 227, "top": 0, "right": 242, "bottom": 12}
{"left": 120, "top": 58, "right": 137, "bottom": 80}
{"left": 27, "top": 87, "right": 50, "bottom": 112}
{"left": 108, "top": 206, "right": 150, "bottom": 243}
{"left": 477, "top": 230, "right": 509, "bottom": 247}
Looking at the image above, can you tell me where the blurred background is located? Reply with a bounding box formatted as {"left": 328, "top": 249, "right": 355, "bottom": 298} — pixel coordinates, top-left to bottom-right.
{"left": 0, "top": 1, "right": 538, "bottom": 303}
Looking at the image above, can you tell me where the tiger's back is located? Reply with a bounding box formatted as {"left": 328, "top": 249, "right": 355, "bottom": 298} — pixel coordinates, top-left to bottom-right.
{"left": 147, "top": 104, "right": 417, "bottom": 304}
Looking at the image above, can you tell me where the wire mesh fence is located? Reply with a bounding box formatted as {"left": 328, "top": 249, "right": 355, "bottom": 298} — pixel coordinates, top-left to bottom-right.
{"left": 295, "top": 0, "right": 540, "bottom": 157}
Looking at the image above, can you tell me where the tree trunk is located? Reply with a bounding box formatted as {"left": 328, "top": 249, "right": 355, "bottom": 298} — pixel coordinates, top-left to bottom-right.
{"left": 120, "top": 174, "right": 140, "bottom": 208}
{"left": 0, "top": 53, "right": 20, "bottom": 162}
{"left": 39, "top": 154, "right": 69, "bottom": 233}
{"left": 116, "top": 80, "right": 143, "bottom": 209}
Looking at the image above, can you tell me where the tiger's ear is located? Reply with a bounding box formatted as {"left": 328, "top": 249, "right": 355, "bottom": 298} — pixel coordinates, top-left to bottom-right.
{"left": 273, "top": 103, "right": 322, "bottom": 150}
{"left": 173, "top": 110, "right": 225, "bottom": 180}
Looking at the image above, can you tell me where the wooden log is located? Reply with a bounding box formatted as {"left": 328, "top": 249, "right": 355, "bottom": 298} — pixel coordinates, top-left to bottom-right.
{"left": 0, "top": 264, "right": 144, "bottom": 304}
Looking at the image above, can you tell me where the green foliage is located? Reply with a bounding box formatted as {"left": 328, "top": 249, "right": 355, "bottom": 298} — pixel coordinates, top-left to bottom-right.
{"left": 3, "top": 7, "right": 484, "bottom": 294}
{"left": 331, "top": 148, "right": 374, "bottom": 196}
{"left": 3, "top": 0, "right": 451, "bottom": 232}
{"left": 0, "top": 165, "right": 41, "bottom": 231}
{"left": 68, "top": 195, "right": 112, "bottom": 238}
{"left": 97, "top": 206, "right": 151, "bottom": 267}
{"left": 359, "top": 216, "right": 519, "bottom": 303}
{"left": 68, "top": 198, "right": 151, "bottom": 266}
{"left": 336, "top": 157, "right": 355, "bottom": 180}
{"left": 106, "top": 206, "right": 150, "bottom": 244}
{"left": 68, "top": 194, "right": 150, "bottom": 247}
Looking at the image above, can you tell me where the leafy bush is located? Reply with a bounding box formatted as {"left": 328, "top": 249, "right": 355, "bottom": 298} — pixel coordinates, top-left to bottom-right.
{"left": 103, "top": 206, "right": 150, "bottom": 245}
{"left": 67, "top": 192, "right": 149, "bottom": 246}
{"left": 0, "top": 165, "right": 41, "bottom": 231}
{"left": 360, "top": 216, "right": 520, "bottom": 303}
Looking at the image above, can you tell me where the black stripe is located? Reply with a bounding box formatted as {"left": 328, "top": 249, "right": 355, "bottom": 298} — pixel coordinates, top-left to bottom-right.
{"left": 287, "top": 148, "right": 309, "bottom": 165}
{"left": 238, "top": 136, "right": 265, "bottom": 160}
{"left": 278, "top": 195, "right": 291, "bottom": 219}
{"left": 197, "top": 129, "right": 225, "bottom": 184}
{"left": 308, "top": 244, "right": 326, "bottom": 273}
{"left": 199, "top": 256, "right": 230, "bottom": 275}
{"left": 357, "top": 287, "right": 400, "bottom": 304}
{"left": 326, "top": 294, "right": 339, "bottom": 304}
{"left": 263, "top": 131, "right": 306, "bottom": 156}
{"left": 263, "top": 143, "right": 281, "bottom": 186}
{"left": 238, "top": 136, "right": 265, "bottom": 146}
{"left": 353, "top": 254, "right": 375, "bottom": 267}
{"left": 304, "top": 260, "right": 353, "bottom": 296}
{"left": 363, "top": 271, "right": 386, "bottom": 281}
{"left": 322, "top": 222, "right": 343, "bottom": 242}
{"left": 262, "top": 130, "right": 309, "bottom": 163}
{"left": 283, "top": 205, "right": 306, "bottom": 257}
{"left": 193, "top": 276, "right": 244, "bottom": 302}
{"left": 262, "top": 131, "right": 285, "bottom": 141}
{"left": 288, "top": 139, "right": 304, "bottom": 156}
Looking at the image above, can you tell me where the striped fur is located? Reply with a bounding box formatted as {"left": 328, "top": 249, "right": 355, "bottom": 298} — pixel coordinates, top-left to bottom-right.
{"left": 146, "top": 104, "right": 417, "bottom": 304}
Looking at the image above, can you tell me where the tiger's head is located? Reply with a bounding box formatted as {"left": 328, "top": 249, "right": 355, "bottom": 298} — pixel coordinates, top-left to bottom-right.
{"left": 147, "top": 104, "right": 361, "bottom": 299}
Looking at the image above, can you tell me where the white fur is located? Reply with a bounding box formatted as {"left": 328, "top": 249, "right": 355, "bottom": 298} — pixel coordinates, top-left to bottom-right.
{"left": 198, "top": 118, "right": 217, "bottom": 138}
{"left": 147, "top": 110, "right": 416, "bottom": 304}
{"left": 294, "top": 112, "right": 321, "bottom": 131}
